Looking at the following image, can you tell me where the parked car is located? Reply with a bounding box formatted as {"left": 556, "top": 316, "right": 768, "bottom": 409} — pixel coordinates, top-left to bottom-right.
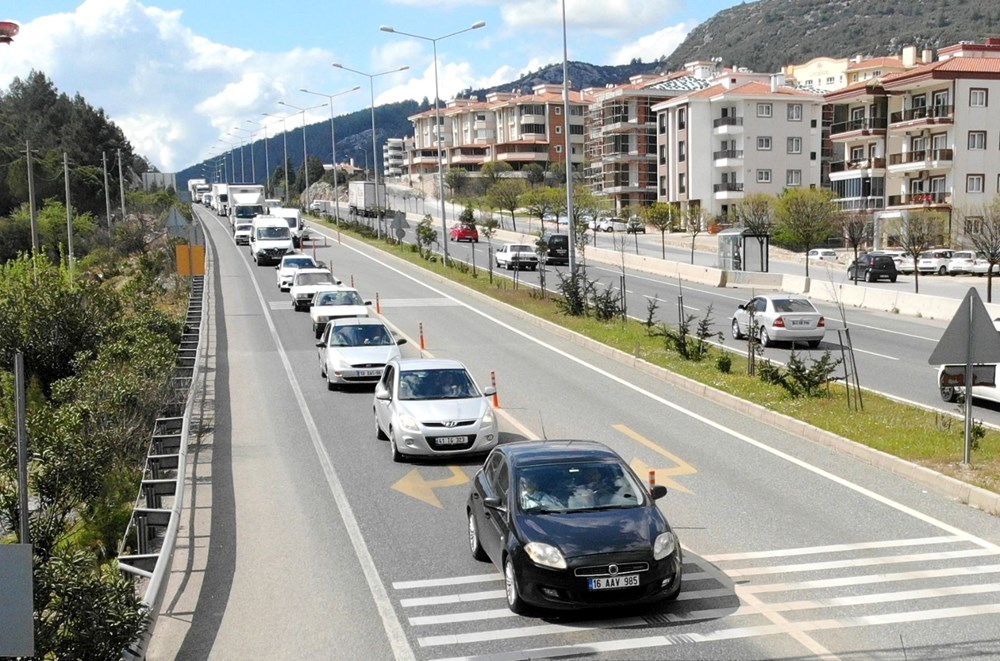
{"left": 449, "top": 223, "right": 479, "bottom": 243}
{"left": 947, "top": 251, "right": 977, "bottom": 276}
{"left": 847, "top": 253, "right": 898, "bottom": 282}
{"left": 317, "top": 317, "right": 405, "bottom": 390}
{"left": 275, "top": 253, "right": 319, "bottom": 291}
{"left": 731, "top": 293, "right": 826, "bottom": 348}
{"left": 917, "top": 249, "right": 955, "bottom": 275}
{"left": 892, "top": 253, "right": 916, "bottom": 274}
{"left": 495, "top": 243, "right": 539, "bottom": 271}
{"left": 972, "top": 258, "right": 1000, "bottom": 276}
{"left": 807, "top": 249, "right": 838, "bottom": 262}
{"left": 590, "top": 217, "right": 627, "bottom": 232}
{"left": 309, "top": 286, "right": 371, "bottom": 338}
{"left": 289, "top": 268, "right": 339, "bottom": 311}
{"left": 466, "top": 440, "right": 682, "bottom": 613}
{"left": 938, "top": 318, "right": 1000, "bottom": 404}
{"left": 625, "top": 218, "right": 646, "bottom": 234}
{"left": 373, "top": 358, "right": 498, "bottom": 462}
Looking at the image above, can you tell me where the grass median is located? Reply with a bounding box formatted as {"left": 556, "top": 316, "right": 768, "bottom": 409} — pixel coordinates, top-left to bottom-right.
{"left": 313, "top": 217, "right": 1000, "bottom": 499}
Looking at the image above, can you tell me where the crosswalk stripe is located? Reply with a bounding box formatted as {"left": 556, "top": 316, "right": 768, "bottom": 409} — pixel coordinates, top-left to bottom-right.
{"left": 742, "top": 563, "right": 1000, "bottom": 594}
{"left": 726, "top": 548, "right": 998, "bottom": 577}
{"left": 748, "top": 582, "right": 1000, "bottom": 613}
{"left": 409, "top": 608, "right": 516, "bottom": 626}
{"left": 400, "top": 589, "right": 504, "bottom": 608}
{"left": 393, "top": 574, "right": 501, "bottom": 590}
{"left": 418, "top": 617, "right": 645, "bottom": 648}
{"left": 703, "top": 535, "right": 961, "bottom": 562}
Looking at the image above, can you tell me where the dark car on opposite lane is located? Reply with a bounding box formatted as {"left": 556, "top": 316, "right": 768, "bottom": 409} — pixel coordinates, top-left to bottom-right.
{"left": 847, "top": 252, "right": 898, "bottom": 282}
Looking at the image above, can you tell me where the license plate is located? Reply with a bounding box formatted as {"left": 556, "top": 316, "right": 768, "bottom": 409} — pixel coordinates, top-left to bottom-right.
{"left": 588, "top": 575, "right": 640, "bottom": 590}
{"left": 435, "top": 436, "right": 468, "bottom": 445}
{"left": 357, "top": 369, "right": 382, "bottom": 377}
{"left": 790, "top": 319, "right": 810, "bottom": 327}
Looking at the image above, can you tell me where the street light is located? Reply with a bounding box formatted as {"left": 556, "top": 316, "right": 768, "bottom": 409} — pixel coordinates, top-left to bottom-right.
{"left": 332, "top": 63, "right": 410, "bottom": 236}
{"left": 263, "top": 112, "right": 290, "bottom": 205}
{"left": 217, "top": 138, "right": 236, "bottom": 184}
{"left": 560, "top": 0, "right": 577, "bottom": 272}
{"left": 232, "top": 125, "right": 256, "bottom": 183}
{"left": 380, "top": 20, "right": 485, "bottom": 265}
{"left": 278, "top": 100, "right": 327, "bottom": 211}
{"left": 300, "top": 85, "right": 361, "bottom": 223}
{"left": 225, "top": 131, "right": 246, "bottom": 182}
{"left": 247, "top": 118, "right": 271, "bottom": 196}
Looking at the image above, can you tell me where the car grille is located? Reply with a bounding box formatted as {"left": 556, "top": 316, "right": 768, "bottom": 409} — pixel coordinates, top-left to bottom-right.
{"left": 350, "top": 363, "right": 384, "bottom": 369}
{"left": 424, "top": 420, "right": 477, "bottom": 428}
{"left": 428, "top": 434, "right": 476, "bottom": 451}
{"left": 574, "top": 562, "right": 649, "bottom": 578}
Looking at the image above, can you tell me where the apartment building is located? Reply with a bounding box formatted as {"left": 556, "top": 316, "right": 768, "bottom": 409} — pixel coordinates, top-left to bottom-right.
{"left": 487, "top": 84, "right": 591, "bottom": 172}
{"left": 442, "top": 98, "right": 495, "bottom": 173}
{"left": 653, "top": 74, "right": 824, "bottom": 221}
{"left": 584, "top": 64, "right": 719, "bottom": 213}
{"left": 382, "top": 137, "right": 408, "bottom": 179}
{"left": 783, "top": 56, "right": 851, "bottom": 92}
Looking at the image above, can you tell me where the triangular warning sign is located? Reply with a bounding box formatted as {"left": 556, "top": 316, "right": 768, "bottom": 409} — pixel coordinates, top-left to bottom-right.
{"left": 928, "top": 288, "right": 1000, "bottom": 365}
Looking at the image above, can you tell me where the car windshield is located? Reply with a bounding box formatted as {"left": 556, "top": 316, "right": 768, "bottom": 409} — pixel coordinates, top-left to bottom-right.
{"left": 315, "top": 291, "right": 364, "bottom": 307}
{"left": 511, "top": 245, "right": 533, "bottom": 252}
{"left": 283, "top": 258, "right": 314, "bottom": 269}
{"left": 258, "top": 226, "right": 290, "bottom": 240}
{"left": 236, "top": 205, "right": 264, "bottom": 218}
{"left": 285, "top": 218, "right": 298, "bottom": 228}
{"left": 236, "top": 224, "right": 253, "bottom": 232}
{"left": 517, "top": 461, "right": 644, "bottom": 514}
{"left": 295, "top": 273, "right": 333, "bottom": 286}
{"left": 329, "top": 324, "right": 393, "bottom": 347}
{"left": 398, "top": 368, "right": 478, "bottom": 400}
{"left": 771, "top": 298, "right": 817, "bottom": 313}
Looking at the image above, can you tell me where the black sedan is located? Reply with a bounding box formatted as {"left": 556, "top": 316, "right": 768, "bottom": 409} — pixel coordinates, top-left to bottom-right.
{"left": 466, "top": 440, "right": 682, "bottom": 614}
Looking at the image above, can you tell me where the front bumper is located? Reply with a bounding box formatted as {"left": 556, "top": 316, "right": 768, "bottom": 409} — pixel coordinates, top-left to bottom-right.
{"left": 395, "top": 419, "right": 499, "bottom": 457}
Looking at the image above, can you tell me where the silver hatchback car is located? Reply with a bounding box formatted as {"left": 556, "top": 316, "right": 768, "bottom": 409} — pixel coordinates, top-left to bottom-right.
{"left": 373, "top": 358, "right": 498, "bottom": 462}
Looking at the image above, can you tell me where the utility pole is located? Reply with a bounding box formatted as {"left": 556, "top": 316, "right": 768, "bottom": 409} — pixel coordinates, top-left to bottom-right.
{"left": 103, "top": 151, "right": 113, "bottom": 233}
{"left": 15, "top": 352, "right": 30, "bottom": 544}
{"left": 64, "top": 152, "right": 74, "bottom": 281}
{"left": 25, "top": 141, "right": 38, "bottom": 253}
{"left": 117, "top": 149, "right": 127, "bottom": 223}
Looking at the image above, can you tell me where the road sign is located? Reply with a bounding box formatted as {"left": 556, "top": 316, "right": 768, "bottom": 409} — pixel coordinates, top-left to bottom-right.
{"left": 928, "top": 288, "right": 1000, "bottom": 365}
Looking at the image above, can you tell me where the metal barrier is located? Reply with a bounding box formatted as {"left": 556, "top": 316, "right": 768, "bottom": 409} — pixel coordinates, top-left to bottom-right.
{"left": 118, "top": 263, "right": 207, "bottom": 660}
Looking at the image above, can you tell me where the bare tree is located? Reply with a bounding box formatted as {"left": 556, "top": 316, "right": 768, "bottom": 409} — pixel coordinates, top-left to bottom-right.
{"left": 773, "top": 188, "right": 838, "bottom": 278}
{"left": 895, "top": 209, "right": 947, "bottom": 294}
{"left": 963, "top": 196, "right": 1000, "bottom": 302}
{"left": 643, "top": 202, "right": 676, "bottom": 259}
{"left": 839, "top": 211, "right": 874, "bottom": 284}
{"left": 682, "top": 206, "right": 710, "bottom": 265}
{"left": 730, "top": 193, "right": 774, "bottom": 271}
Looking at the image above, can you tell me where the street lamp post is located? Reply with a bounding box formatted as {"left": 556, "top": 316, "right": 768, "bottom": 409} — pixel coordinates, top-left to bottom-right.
{"left": 380, "top": 20, "right": 485, "bottom": 265}
{"left": 217, "top": 138, "right": 236, "bottom": 184}
{"left": 247, "top": 119, "right": 271, "bottom": 196}
{"left": 278, "top": 101, "right": 326, "bottom": 211}
{"left": 263, "top": 112, "right": 290, "bottom": 205}
{"left": 226, "top": 132, "right": 246, "bottom": 182}
{"left": 232, "top": 125, "right": 256, "bottom": 183}
{"left": 300, "top": 85, "right": 361, "bottom": 224}
{"left": 332, "top": 63, "right": 410, "bottom": 237}
{"left": 560, "top": 0, "right": 577, "bottom": 272}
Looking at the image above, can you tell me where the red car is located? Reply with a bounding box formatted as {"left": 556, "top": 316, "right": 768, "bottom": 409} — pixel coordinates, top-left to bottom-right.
{"left": 449, "top": 223, "right": 479, "bottom": 243}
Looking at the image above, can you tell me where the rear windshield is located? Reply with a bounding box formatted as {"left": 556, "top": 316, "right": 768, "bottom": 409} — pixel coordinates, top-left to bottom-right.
{"left": 772, "top": 298, "right": 817, "bottom": 313}
{"left": 547, "top": 235, "right": 569, "bottom": 248}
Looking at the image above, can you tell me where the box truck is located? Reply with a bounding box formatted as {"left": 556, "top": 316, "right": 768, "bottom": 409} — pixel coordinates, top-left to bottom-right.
{"left": 348, "top": 181, "right": 386, "bottom": 217}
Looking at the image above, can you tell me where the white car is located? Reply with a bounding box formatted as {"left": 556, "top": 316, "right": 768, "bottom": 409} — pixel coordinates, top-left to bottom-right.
{"left": 807, "top": 249, "right": 838, "bottom": 262}
{"left": 947, "top": 251, "right": 977, "bottom": 275}
{"left": 939, "top": 318, "right": 1000, "bottom": 404}
{"left": 373, "top": 358, "right": 498, "bottom": 462}
{"left": 892, "top": 253, "right": 916, "bottom": 274}
{"left": 589, "top": 217, "right": 627, "bottom": 232}
{"left": 234, "top": 222, "right": 253, "bottom": 246}
{"left": 972, "top": 259, "right": 1000, "bottom": 276}
{"left": 917, "top": 249, "right": 954, "bottom": 275}
{"left": 309, "top": 287, "right": 371, "bottom": 338}
{"left": 494, "top": 243, "right": 539, "bottom": 271}
{"left": 317, "top": 317, "right": 405, "bottom": 390}
{"left": 289, "top": 268, "right": 339, "bottom": 311}
{"left": 275, "top": 253, "right": 319, "bottom": 291}
{"left": 731, "top": 293, "right": 826, "bottom": 348}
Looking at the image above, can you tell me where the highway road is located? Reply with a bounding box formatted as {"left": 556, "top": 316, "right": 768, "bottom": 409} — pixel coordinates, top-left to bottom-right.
{"left": 153, "top": 204, "right": 1000, "bottom": 660}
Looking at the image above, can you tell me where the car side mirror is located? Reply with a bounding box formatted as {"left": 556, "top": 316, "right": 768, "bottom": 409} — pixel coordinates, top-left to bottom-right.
{"left": 737, "top": 304, "right": 745, "bottom": 310}
{"left": 396, "top": 338, "right": 407, "bottom": 346}
{"left": 483, "top": 496, "right": 505, "bottom": 511}
{"left": 650, "top": 485, "right": 668, "bottom": 500}
{"left": 374, "top": 384, "right": 391, "bottom": 400}
{"left": 482, "top": 386, "right": 497, "bottom": 397}
{"left": 364, "top": 300, "right": 373, "bottom": 306}
{"left": 316, "top": 341, "right": 324, "bottom": 348}
{"left": 274, "top": 265, "right": 279, "bottom": 270}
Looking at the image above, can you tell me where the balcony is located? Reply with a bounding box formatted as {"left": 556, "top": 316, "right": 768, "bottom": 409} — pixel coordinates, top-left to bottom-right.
{"left": 828, "top": 157, "right": 886, "bottom": 180}
{"left": 713, "top": 182, "right": 744, "bottom": 200}
{"left": 713, "top": 149, "right": 744, "bottom": 167}
{"left": 833, "top": 196, "right": 885, "bottom": 212}
{"left": 889, "top": 104, "right": 954, "bottom": 126}
{"left": 886, "top": 191, "right": 952, "bottom": 207}
{"left": 887, "top": 149, "right": 953, "bottom": 173}
{"left": 713, "top": 116, "right": 743, "bottom": 134}
{"left": 829, "top": 117, "right": 887, "bottom": 139}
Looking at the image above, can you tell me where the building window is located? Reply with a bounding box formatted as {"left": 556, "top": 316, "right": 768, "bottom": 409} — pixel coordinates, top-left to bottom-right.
{"left": 678, "top": 108, "right": 687, "bottom": 130}
{"left": 659, "top": 144, "right": 666, "bottom": 165}
{"left": 786, "top": 169, "right": 802, "bottom": 186}
{"left": 787, "top": 104, "right": 803, "bottom": 121}
{"left": 969, "top": 131, "right": 986, "bottom": 150}
{"left": 826, "top": 77, "right": 835, "bottom": 85}
{"left": 968, "top": 174, "right": 985, "bottom": 193}
{"left": 555, "top": 145, "right": 562, "bottom": 153}
{"left": 678, "top": 173, "right": 686, "bottom": 194}
{"left": 659, "top": 175, "right": 666, "bottom": 196}
{"left": 678, "top": 141, "right": 686, "bottom": 162}
{"left": 554, "top": 106, "right": 562, "bottom": 115}
{"left": 757, "top": 103, "right": 772, "bottom": 118}
{"left": 659, "top": 114, "right": 667, "bottom": 134}
{"left": 965, "top": 216, "right": 984, "bottom": 235}
{"left": 756, "top": 169, "right": 772, "bottom": 183}
{"left": 787, "top": 137, "right": 802, "bottom": 154}
{"left": 555, "top": 125, "right": 562, "bottom": 134}
{"left": 757, "top": 136, "right": 772, "bottom": 151}
{"left": 970, "top": 88, "right": 988, "bottom": 107}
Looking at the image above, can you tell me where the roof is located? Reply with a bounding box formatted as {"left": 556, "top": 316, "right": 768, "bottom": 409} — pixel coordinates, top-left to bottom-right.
{"left": 662, "top": 80, "right": 822, "bottom": 105}
{"left": 500, "top": 440, "right": 623, "bottom": 466}
{"left": 882, "top": 57, "right": 1000, "bottom": 87}
{"left": 846, "top": 56, "right": 903, "bottom": 71}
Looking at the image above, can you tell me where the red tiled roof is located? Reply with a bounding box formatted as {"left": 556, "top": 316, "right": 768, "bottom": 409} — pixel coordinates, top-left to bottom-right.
{"left": 882, "top": 56, "right": 1000, "bottom": 86}
{"left": 846, "top": 56, "right": 903, "bottom": 71}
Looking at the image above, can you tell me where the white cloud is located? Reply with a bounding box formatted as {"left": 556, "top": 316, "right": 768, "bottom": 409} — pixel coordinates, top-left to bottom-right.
{"left": 609, "top": 23, "right": 692, "bottom": 65}
{"left": 500, "top": 0, "right": 684, "bottom": 37}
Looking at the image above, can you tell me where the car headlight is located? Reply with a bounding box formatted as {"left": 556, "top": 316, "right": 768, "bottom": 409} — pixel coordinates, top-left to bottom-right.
{"left": 481, "top": 408, "right": 495, "bottom": 426}
{"left": 398, "top": 414, "right": 421, "bottom": 433}
{"left": 524, "top": 542, "right": 566, "bottom": 570}
{"left": 653, "top": 531, "right": 676, "bottom": 560}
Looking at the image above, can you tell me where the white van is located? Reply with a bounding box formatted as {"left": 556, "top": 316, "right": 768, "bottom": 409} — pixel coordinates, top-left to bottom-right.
{"left": 249, "top": 215, "right": 294, "bottom": 265}
{"left": 271, "top": 207, "right": 305, "bottom": 247}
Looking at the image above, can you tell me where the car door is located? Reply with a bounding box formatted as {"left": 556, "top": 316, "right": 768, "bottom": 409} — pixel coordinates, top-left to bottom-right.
{"left": 374, "top": 364, "right": 395, "bottom": 435}
{"left": 471, "top": 452, "right": 504, "bottom": 565}
{"left": 317, "top": 322, "right": 330, "bottom": 368}
{"left": 483, "top": 456, "right": 512, "bottom": 564}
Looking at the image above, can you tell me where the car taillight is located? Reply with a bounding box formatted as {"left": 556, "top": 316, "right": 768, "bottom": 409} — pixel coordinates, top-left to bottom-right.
{"left": 773, "top": 316, "right": 785, "bottom": 328}
{"left": 818, "top": 316, "right": 825, "bottom": 327}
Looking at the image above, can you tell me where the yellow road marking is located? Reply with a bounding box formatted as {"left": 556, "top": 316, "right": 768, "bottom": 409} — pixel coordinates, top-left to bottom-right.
{"left": 391, "top": 466, "right": 470, "bottom": 509}
{"left": 614, "top": 423, "right": 696, "bottom": 494}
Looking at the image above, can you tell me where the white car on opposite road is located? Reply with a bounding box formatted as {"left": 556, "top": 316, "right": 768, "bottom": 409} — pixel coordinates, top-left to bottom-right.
{"left": 494, "top": 243, "right": 539, "bottom": 271}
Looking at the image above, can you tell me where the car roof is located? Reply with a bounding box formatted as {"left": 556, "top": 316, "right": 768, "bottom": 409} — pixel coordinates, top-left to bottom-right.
{"left": 393, "top": 357, "right": 467, "bottom": 372}
{"left": 499, "top": 440, "right": 624, "bottom": 467}
{"left": 280, "top": 253, "right": 313, "bottom": 262}
{"left": 329, "top": 317, "right": 385, "bottom": 327}
{"left": 295, "top": 267, "right": 332, "bottom": 275}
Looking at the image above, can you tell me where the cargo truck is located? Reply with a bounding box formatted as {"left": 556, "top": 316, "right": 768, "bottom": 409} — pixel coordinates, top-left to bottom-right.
{"left": 211, "top": 183, "right": 229, "bottom": 216}
{"left": 348, "top": 181, "right": 386, "bottom": 218}
{"left": 227, "top": 184, "right": 266, "bottom": 227}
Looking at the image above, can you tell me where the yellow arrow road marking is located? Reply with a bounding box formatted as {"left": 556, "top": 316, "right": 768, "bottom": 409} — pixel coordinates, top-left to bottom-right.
{"left": 614, "top": 423, "right": 696, "bottom": 494}
{"left": 392, "top": 465, "right": 470, "bottom": 508}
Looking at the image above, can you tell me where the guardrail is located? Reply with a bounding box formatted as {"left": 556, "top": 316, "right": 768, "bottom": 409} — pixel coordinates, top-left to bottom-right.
{"left": 118, "top": 264, "right": 206, "bottom": 660}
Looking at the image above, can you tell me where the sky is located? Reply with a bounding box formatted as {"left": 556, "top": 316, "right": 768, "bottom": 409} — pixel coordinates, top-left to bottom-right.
{"left": 0, "top": 0, "right": 741, "bottom": 172}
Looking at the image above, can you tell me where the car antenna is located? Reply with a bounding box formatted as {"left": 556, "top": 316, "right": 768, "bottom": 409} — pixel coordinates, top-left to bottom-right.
{"left": 538, "top": 412, "right": 548, "bottom": 441}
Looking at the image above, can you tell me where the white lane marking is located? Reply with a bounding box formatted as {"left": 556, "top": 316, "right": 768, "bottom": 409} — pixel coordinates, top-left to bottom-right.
{"left": 378, "top": 298, "right": 464, "bottom": 307}
{"left": 214, "top": 212, "right": 415, "bottom": 661}
{"left": 409, "top": 608, "right": 516, "bottom": 626}
{"left": 742, "top": 563, "right": 1000, "bottom": 594}
{"left": 418, "top": 617, "right": 644, "bottom": 647}
{"left": 400, "top": 590, "right": 505, "bottom": 608}
{"left": 393, "top": 574, "right": 501, "bottom": 590}
{"left": 844, "top": 320, "right": 938, "bottom": 342}
{"left": 726, "top": 548, "right": 998, "bottom": 577}
{"left": 704, "top": 535, "right": 961, "bottom": 561}
{"left": 851, "top": 347, "right": 899, "bottom": 360}
{"left": 750, "top": 583, "right": 1000, "bottom": 613}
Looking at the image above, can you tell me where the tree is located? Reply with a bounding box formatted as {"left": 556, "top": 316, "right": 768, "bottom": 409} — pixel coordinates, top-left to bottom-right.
{"left": 964, "top": 197, "right": 1000, "bottom": 301}
{"left": 682, "top": 206, "right": 711, "bottom": 265}
{"left": 521, "top": 186, "right": 561, "bottom": 231}
{"left": 895, "top": 209, "right": 947, "bottom": 294}
{"left": 730, "top": 194, "right": 775, "bottom": 272}
{"left": 773, "top": 188, "right": 838, "bottom": 278}
{"left": 445, "top": 168, "right": 469, "bottom": 200}
{"left": 523, "top": 163, "right": 545, "bottom": 187}
{"left": 480, "top": 161, "right": 513, "bottom": 190}
{"left": 485, "top": 178, "right": 526, "bottom": 232}
{"left": 643, "top": 202, "right": 676, "bottom": 259}
{"left": 415, "top": 214, "right": 438, "bottom": 258}
{"left": 839, "top": 211, "right": 873, "bottom": 283}
{"left": 545, "top": 161, "right": 567, "bottom": 187}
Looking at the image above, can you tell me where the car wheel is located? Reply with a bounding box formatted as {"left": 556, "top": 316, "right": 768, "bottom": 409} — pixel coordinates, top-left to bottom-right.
{"left": 326, "top": 370, "right": 338, "bottom": 391}
{"left": 890, "top": 276, "right": 897, "bottom": 283}
{"left": 504, "top": 556, "right": 527, "bottom": 614}
{"left": 731, "top": 318, "right": 744, "bottom": 340}
{"left": 374, "top": 411, "right": 388, "bottom": 440}
{"left": 940, "top": 386, "right": 959, "bottom": 403}
{"left": 468, "top": 511, "right": 488, "bottom": 562}
{"left": 759, "top": 326, "right": 772, "bottom": 348}
{"left": 390, "top": 430, "right": 407, "bottom": 463}
{"left": 938, "top": 265, "right": 947, "bottom": 275}
{"left": 864, "top": 269, "right": 874, "bottom": 283}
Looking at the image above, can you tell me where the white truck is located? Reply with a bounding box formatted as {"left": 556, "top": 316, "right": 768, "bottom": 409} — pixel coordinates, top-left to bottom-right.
{"left": 348, "top": 181, "right": 386, "bottom": 218}
{"left": 187, "top": 178, "right": 210, "bottom": 204}
{"left": 211, "top": 183, "right": 229, "bottom": 216}
{"left": 227, "top": 185, "right": 266, "bottom": 228}
{"left": 248, "top": 214, "right": 294, "bottom": 265}
{"left": 271, "top": 207, "right": 305, "bottom": 247}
